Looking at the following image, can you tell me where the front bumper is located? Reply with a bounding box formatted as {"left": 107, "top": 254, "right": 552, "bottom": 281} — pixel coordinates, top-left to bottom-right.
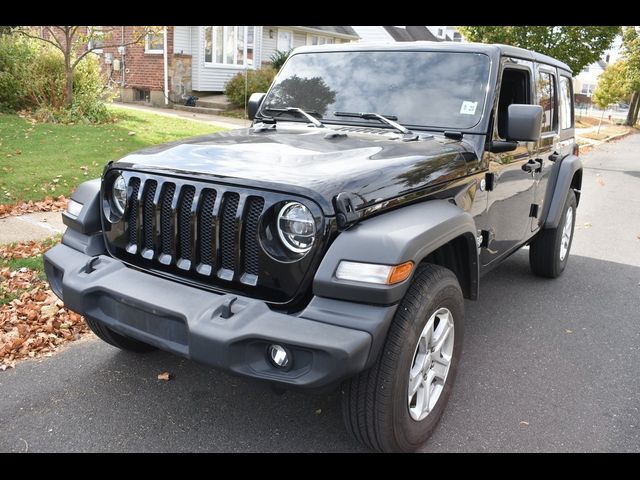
{"left": 44, "top": 241, "right": 396, "bottom": 389}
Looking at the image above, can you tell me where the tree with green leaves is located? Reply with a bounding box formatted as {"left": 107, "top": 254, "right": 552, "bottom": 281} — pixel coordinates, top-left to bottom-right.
{"left": 12, "top": 26, "right": 159, "bottom": 108}
{"left": 458, "top": 26, "right": 619, "bottom": 74}
{"left": 592, "top": 61, "right": 630, "bottom": 132}
{"left": 593, "top": 60, "right": 630, "bottom": 109}
{"left": 621, "top": 26, "right": 640, "bottom": 126}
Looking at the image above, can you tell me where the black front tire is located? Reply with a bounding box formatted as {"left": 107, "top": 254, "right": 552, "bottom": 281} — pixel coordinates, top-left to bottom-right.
{"left": 341, "top": 263, "right": 464, "bottom": 453}
{"left": 529, "top": 190, "right": 577, "bottom": 278}
{"left": 85, "top": 317, "right": 156, "bottom": 353}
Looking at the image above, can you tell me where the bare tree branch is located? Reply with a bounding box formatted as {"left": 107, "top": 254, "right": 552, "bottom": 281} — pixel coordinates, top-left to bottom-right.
{"left": 15, "top": 28, "right": 60, "bottom": 50}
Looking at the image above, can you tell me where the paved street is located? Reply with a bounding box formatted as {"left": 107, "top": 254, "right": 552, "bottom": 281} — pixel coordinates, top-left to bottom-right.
{"left": 1, "top": 134, "right": 639, "bottom": 452}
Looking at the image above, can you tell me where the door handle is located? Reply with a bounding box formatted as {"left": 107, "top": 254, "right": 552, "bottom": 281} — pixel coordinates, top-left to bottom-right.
{"left": 522, "top": 159, "right": 541, "bottom": 173}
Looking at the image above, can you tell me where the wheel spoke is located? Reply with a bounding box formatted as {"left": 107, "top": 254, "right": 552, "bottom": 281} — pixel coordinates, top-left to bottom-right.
{"left": 431, "top": 314, "right": 453, "bottom": 358}
{"left": 431, "top": 354, "right": 450, "bottom": 381}
{"left": 408, "top": 364, "right": 423, "bottom": 398}
{"left": 422, "top": 370, "right": 435, "bottom": 415}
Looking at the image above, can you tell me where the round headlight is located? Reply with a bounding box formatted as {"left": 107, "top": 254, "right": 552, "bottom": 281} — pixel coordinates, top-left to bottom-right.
{"left": 277, "top": 202, "right": 316, "bottom": 254}
{"left": 112, "top": 174, "right": 127, "bottom": 215}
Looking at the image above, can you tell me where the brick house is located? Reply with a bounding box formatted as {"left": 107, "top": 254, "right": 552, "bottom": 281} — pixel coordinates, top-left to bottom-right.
{"left": 87, "top": 26, "right": 359, "bottom": 108}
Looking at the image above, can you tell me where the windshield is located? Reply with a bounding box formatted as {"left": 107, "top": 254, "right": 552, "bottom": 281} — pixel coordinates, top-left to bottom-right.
{"left": 259, "top": 50, "right": 491, "bottom": 130}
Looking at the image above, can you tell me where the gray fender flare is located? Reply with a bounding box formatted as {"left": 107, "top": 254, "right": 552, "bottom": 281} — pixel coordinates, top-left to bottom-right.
{"left": 62, "top": 178, "right": 102, "bottom": 234}
{"left": 542, "top": 155, "right": 583, "bottom": 229}
{"left": 313, "top": 200, "right": 479, "bottom": 305}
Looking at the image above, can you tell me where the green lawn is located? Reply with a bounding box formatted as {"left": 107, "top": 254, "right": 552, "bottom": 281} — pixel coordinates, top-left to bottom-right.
{"left": 0, "top": 105, "right": 225, "bottom": 205}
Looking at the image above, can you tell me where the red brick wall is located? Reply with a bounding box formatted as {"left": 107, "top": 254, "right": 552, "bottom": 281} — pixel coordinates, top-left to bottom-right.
{"left": 96, "top": 26, "right": 174, "bottom": 92}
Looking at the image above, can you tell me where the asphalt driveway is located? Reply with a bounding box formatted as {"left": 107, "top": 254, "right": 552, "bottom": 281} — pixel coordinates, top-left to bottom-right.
{"left": 1, "top": 134, "right": 639, "bottom": 452}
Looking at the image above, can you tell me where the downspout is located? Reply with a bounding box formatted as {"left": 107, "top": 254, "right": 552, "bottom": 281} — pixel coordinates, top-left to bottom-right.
{"left": 163, "top": 26, "right": 168, "bottom": 106}
{"left": 121, "top": 26, "right": 125, "bottom": 86}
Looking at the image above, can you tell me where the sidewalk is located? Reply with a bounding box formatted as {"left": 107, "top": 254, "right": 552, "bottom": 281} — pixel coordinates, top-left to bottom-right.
{"left": 0, "top": 211, "right": 66, "bottom": 244}
{"left": 111, "top": 103, "right": 251, "bottom": 130}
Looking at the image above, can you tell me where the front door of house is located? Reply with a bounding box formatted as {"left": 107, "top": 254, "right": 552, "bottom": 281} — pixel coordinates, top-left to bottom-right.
{"left": 277, "top": 29, "right": 293, "bottom": 52}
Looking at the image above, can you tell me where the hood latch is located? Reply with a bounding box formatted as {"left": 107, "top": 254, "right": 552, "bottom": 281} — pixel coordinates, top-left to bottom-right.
{"left": 334, "top": 192, "right": 361, "bottom": 230}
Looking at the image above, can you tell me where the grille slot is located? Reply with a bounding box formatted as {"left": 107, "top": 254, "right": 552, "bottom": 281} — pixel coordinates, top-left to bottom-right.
{"left": 142, "top": 180, "right": 157, "bottom": 253}
{"left": 127, "top": 177, "right": 141, "bottom": 250}
{"left": 177, "top": 185, "right": 196, "bottom": 263}
{"left": 160, "top": 183, "right": 176, "bottom": 256}
{"left": 198, "top": 189, "right": 217, "bottom": 269}
{"left": 243, "top": 197, "right": 264, "bottom": 276}
{"left": 220, "top": 192, "right": 240, "bottom": 272}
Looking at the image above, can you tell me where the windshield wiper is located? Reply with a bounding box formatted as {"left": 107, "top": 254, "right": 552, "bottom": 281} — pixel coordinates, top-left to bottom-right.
{"left": 334, "top": 111, "right": 417, "bottom": 139}
{"left": 263, "top": 107, "right": 325, "bottom": 128}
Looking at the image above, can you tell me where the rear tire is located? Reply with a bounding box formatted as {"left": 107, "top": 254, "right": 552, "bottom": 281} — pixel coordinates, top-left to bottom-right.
{"left": 529, "top": 190, "right": 577, "bottom": 278}
{"left": 341, "top": 263, "right": 464, "bottom": 452}
{"left": 85, "top": 317, "right": 156, "bottom": 353}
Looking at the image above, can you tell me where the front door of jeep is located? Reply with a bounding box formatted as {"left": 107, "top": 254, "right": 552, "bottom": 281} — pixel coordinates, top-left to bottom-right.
{"left": 481, "top": 59, "right": 537, "bottom": 267}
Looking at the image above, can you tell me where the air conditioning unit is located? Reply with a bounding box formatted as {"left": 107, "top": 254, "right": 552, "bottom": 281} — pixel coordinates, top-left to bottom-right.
{"left": 104, "top": 52, "right": 113, "bottom": 64}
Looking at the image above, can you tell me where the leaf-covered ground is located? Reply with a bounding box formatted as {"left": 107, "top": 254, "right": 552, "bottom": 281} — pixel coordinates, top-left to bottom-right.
{"left": 0, "top": 238, "right": 90, "bottom": 370}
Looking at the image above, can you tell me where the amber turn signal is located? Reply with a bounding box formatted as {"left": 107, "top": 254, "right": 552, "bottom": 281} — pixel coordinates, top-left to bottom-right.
{"left": 387, "top": 261, "right": 414, "bottom": 285}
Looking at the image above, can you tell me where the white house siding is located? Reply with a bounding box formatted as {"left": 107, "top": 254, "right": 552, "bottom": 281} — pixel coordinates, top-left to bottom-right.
{"left": 350, "top": 26, "right": 393, "bottom": 43}
{"left": 191, "top": 26, "right": 263, "bottom": 92}
{"left": 173, "top": 26, "right": 192, "bottom": 55}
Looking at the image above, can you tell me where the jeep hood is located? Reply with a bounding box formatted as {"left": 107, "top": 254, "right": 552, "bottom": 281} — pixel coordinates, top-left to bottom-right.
{"left": 113, "top": 125, "right": 478, "bottom": 215}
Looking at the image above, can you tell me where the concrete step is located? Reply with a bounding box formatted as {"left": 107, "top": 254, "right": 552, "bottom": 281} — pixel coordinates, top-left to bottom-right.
{"left": 173, "top": 105, "right": 225, "bottom": 115}
{"left": 196, "top": 99, "right": 232, "bottom": 110}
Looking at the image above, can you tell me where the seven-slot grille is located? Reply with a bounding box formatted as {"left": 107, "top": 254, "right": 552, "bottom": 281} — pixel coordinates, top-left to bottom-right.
{"left": 120, "top": 175, "right": 266, "bottom": 286}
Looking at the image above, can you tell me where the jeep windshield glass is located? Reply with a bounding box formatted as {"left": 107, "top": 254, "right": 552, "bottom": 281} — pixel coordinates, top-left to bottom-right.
{"left": 259, "top": 51, "right": 491, "bottom": 130}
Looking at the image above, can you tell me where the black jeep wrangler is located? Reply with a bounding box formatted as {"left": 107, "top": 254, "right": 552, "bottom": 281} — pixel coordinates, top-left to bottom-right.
{"left": 45, "top": 42, "right": 582, "bottom": 452}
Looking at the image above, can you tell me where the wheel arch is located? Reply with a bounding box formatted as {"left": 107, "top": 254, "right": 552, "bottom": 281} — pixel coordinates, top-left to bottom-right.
{"left": 542, "top": 154, "right": 583, "bottom": 229}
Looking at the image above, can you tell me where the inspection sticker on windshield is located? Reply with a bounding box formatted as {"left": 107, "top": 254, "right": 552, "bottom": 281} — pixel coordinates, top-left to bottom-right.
{"left": 460, "top": 101, "right": 478, "bottom": 115}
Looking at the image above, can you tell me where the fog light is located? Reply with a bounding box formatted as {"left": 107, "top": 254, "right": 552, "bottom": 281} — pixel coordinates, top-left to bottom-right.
{"left": 268, "top": 344, "right": 291, "bottom": 370}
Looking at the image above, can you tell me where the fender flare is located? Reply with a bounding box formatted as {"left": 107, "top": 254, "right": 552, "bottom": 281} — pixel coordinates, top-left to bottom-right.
{"left": 62, "top": 178, "right": 102, "bottom": 234}
{"left": 313, "top": 200, "right": 479, "bottom": 305}
{"left": 542, "top": 154, "right": 583, "bottom": 229}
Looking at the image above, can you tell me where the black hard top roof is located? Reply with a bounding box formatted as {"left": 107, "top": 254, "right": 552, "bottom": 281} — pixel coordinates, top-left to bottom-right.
{"left": 294, "top": 41, "right": 573, "bottom": 74}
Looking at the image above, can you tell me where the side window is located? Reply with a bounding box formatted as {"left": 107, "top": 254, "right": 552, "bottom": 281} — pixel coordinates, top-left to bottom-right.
{"left": 497, "top": 68, "right": 531, "bottom": 139}
{"left": 538, "top": 71, "right": 557, "bottom": 133}
{"left": 559, "top": 76, "right": 574, "bottom": 130}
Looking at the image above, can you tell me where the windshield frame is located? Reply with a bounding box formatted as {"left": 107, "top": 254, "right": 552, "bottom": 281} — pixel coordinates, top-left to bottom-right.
{"left": 256, "top": 48, "right": 496, "bottom": 134}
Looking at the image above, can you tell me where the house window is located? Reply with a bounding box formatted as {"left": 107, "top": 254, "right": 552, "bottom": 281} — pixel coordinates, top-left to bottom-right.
{"left": 453, "top": 32, "right": 462, "bottom": 42}
{"left": 437, "top": 28, "right": 444, "bottom": 37}
{"left": 580, "top": 83, "right": 595, "bottom": 96}
{"left": 306, "top": 34, "right": 336, "bottom": 46}
{"left": 204, "top": 26, "right": 255, "bottom": 67}
{"left": 88, "top": 26, "right": 106, "bottom": 53}
{"left": 145, "top": 30, "right": 164, "bottom": 54}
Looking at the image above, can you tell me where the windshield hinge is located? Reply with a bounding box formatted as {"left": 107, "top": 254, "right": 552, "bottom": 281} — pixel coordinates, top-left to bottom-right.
{"left": 334, "top": 192, "right": 361, "bottom": 230}
{"left": 444, "top": 131, "right": 463, "bottom": 140}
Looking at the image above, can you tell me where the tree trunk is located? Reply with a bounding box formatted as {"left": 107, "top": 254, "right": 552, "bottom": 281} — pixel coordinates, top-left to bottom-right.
{"left": 625, "top": 90, "right": 639, "bottom": 126}
{"left": 632, "top": 91, "right": 640, "bottom": 126}
{"left": 64, "top": 65, "right": 73, "bottom": 108}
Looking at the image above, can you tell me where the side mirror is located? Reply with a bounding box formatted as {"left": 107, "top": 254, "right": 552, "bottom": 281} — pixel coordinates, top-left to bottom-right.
{"left": 247, "top": 92, "right": 266, "bottom": 120}
{"left": 506, "top": 104, "right": 543, "bottom": 142}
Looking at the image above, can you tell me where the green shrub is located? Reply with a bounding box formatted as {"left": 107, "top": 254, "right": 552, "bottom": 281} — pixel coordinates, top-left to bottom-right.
{"left": 225, "top": 67, "right": 277, "bottom": 109}
{"left": 0, "top": 35, "right": 114, "bottom": 123}
{"left": 0, "top": 35, "right": 37, "bottom": 111}
{"left": 269, "top": 49, "right": 292, "bottom": 71}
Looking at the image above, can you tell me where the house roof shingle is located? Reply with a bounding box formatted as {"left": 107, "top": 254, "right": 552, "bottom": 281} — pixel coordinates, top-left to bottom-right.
{"left": 383, "top": 26, "right": 440, "bottom": 42}
{"left": 302, "top": 26, "right": 359, "bottom": 38}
